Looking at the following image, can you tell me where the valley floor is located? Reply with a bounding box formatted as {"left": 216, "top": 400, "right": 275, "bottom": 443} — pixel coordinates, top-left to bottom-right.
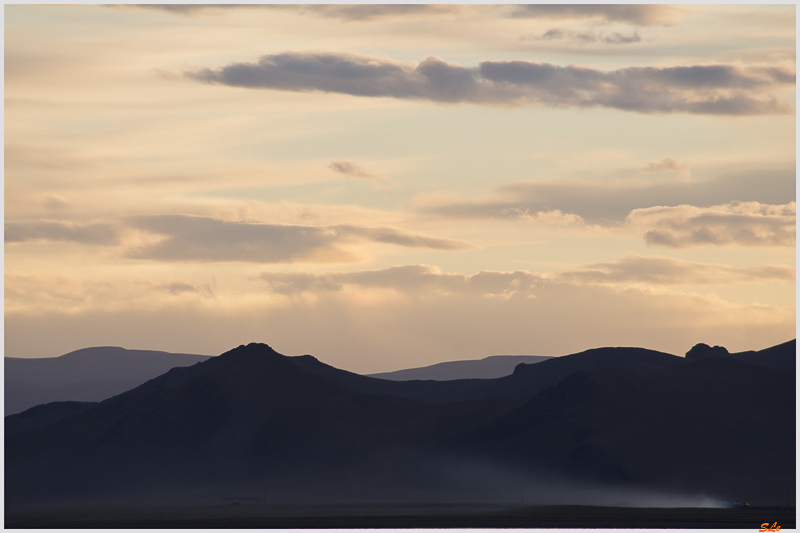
{"left": 5, "top": 503, "right": 796, "bottom": 529}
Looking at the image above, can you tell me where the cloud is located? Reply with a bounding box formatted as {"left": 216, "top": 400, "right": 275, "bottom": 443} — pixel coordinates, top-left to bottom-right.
{"left": 554, "top": 255, "right": 795, "bottom": 285}
{"left": 278, "top": 4, "right": 463, "bottom": 21}
{"left": 509, "top": 5, "right": 679, "bottom": 25}
{"left": 641, "top": 158, "right": 687, "bottom": 174}
{"left": 604, "top": 32, "right": 643, "bottom": 45}
{"left": 260, "top": 258, "right": 794, "bottom": 300}
{"left": 117, "top": 4, "right": 462, "bottom": 21}
{"left": 154, "top": 281, "right": 215, "bottom": 298}
{"left": 534, "top": 28, "right": 642, "bottom": 45}
{"left": 4, "top": 270, "right": 116, "bottom": 313}
{"left": 640, "top": 158, "right": 691, "bottom": 181}
{"left": 118, "top": 5, "right": 672, "bottom": 25}
{"left": 245, "top": 263, "right": 794, "bottom": 370}
{"left": 125, "top": 215, "right": 471, "bottom": 263}
{"left": 7, "top": 263, "right": 794, "bottom": 370}
{"left": 476, "top": 61, "right": 794, "bottom": 115}
{"left": 41, "top": 195, "right": 70, "bottom": 211}
{"left": 539, "top": 28, "right": 567, "bottom": 40}
{"left": 186, "top": 54, "right": 491, "bottom": 104}
{"left": 259, "top": 264, "right": 543, "bottom": 298}
{"left": 627, "top": 201, "right": 796, "bottom": 248}
{"left": 421, "top": 169, "right": 795, "bottom": 224}
{"left": 329, "top": 161, "right": 390, "bottom": 182}
{"left": 186, "top": 52, "right": 794, "bottom": 116}
{"left": 5, "top": 220, "right": 121, "bottom": 246}
{"left": 348, "top": 226, "right": 469, "bottom": 250}
{"left": 255, "top": 272, "right": 346, "bottom": 295}
{"left": 5, "top": 214, "right": 471, "bottom": 261}
{"left": 498, "top": 207, "right": 585, "bottom": 226}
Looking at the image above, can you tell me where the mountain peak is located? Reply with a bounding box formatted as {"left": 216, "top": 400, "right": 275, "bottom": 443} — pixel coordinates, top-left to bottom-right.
{"left": 219, "top": 342, "right": 281, "bottom": 358}
{"left": 685, "top": 343, "right": 729, "bottom": 360}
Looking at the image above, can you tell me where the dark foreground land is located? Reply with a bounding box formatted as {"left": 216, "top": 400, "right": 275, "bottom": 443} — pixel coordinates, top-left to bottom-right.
{"left": 5, "top": 503, "right": 796, "bottom": 529}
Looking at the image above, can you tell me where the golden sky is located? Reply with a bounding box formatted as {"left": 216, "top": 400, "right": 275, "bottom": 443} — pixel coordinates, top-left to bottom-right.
{"left": 5, "top": 4, "right": 796, "bottom": 372}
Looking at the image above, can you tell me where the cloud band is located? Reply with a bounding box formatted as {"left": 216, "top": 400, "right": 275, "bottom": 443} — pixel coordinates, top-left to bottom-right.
{"left": 186, "top": 52, "right": 795, "bottom": 115}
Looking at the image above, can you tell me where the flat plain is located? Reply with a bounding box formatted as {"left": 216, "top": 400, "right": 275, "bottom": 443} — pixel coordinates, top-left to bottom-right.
{"left": 5, "top": 503, "right": 796, "bottom": 529}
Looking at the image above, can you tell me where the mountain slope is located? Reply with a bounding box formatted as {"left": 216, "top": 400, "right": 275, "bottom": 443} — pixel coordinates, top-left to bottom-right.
{"left": 6, "top": 340, "right": 795, "bottom": 508}
{"left": 5, "top": 344, "right": 514, "bottom": 505}
{"left": 729, "top": 339, "right": 796, "bottom": 370}
{"left": 457, "top": 356, "right": 795, "bottom": 505}
{"left": 367, "top": 354, "right": 552, "bottom": 381}
{"left": 4, "top": 347, "right": 211, "bottom": 415}
{"left": 4, "top": 401, "right": 98, "bottom": 435}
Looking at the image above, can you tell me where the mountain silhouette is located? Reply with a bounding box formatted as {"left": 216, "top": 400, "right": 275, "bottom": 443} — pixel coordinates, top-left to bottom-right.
{"left": 5, "top": 344, "right": 515, "bottom": 505}
{"left": 457, "top": 355, "right": 795, "bottom": 504}
{"left": 367, "top": 354, "right": 552, "bottom": 381}
{"left": 683, "top": 340, "right": 796, "bottom": 370}
{"left": 4, "top": 347, "right": 211, "bottom": 415}
{"left": 729, "top": 339, "right": 796, "bottom": 369}
{"left": 290, "top": 346, "right": 683, "bottom": 405}
{"left": 5, "top": 340, "right": 795, "bottom": 508}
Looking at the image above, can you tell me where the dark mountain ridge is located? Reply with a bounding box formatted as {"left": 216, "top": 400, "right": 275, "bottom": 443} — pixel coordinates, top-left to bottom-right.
{"left": 458, "top": 355, "right": 794, "bottom": 503}
{"left": 290, "top": 346, "right": 683, "bottom": 405}
{"left": 6, "top": 340, "right": 795, "bottom": 508}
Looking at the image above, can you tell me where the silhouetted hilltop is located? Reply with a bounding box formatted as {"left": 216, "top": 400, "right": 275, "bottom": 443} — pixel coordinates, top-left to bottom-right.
{"left": 685, "top": 342, "right": 729, "bottom": 360}
{"left": 5, "top": 347, "right": 211, "bottom": 415}
{"left": 488, "top": 346, "right": 683, "bottom": 400}
{"left": 6, "top": 340, "right": 795, "bottom": 508}
{"left": 683, "top": 339, "right": 796, "bottom": 370}
{"left": 368, "top": 355, "right": 552, "bottom": 381}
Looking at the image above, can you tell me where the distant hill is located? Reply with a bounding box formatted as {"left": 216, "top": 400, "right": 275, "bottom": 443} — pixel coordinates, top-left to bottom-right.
{"left": 6, "top": 340, "right": 794, "bottom": 509}
{"left": 368, "top": 355, "right": 552, "bottom": 381}
{"left": 4, "top": 347, "right": 211, "bottom": 415}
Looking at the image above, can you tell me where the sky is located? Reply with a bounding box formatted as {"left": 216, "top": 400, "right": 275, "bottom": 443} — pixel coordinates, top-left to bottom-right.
{"left": 4, "top": 4, "right": 796, "bottom": 373}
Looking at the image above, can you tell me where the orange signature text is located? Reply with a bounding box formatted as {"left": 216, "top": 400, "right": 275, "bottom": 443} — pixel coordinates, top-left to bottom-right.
{"left": 760, "top": 523, "right": 781, "bottom": 532}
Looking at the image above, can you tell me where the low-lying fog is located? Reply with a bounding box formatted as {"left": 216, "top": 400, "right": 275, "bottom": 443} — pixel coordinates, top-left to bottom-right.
{"left": 427, "top": 456, "right": 724, "bottom": 508}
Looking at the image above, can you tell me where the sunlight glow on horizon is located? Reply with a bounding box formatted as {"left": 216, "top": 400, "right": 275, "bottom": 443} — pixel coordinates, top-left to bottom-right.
{"left": 4, "top": 4, "right": 795, "bottom": 373}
